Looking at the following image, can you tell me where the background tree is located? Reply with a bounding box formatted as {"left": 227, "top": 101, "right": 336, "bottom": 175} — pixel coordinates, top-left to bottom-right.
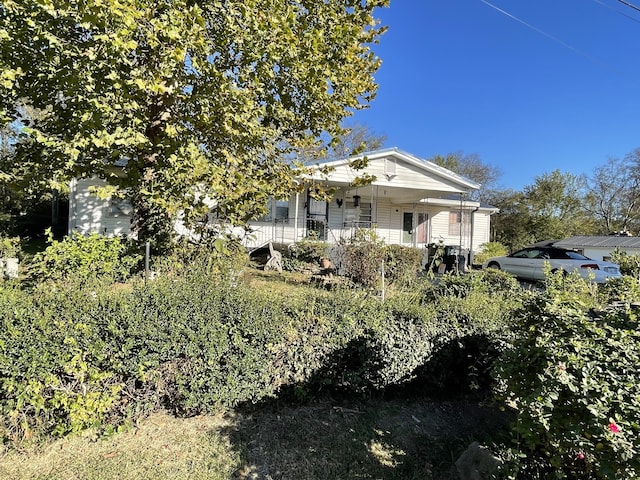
{"left": 584, "top": 150, "right": 640, "bottom": 234}
{"left": 523, "top": 169, "right": 593, "bottom": 241}
{"left": 488, "top": 170, "right": 597, "bottom": 252}
{"left": 484, "top": 189, "right": 533, "bottom": 252}
{"left": 0, "top": 105, "right": 65, "bottom": 238}
{"left": 0, "top": 0, "right": 388, "bottom": 250}
{"left": 430, "top": 151, "right": 502, "bottom": 202}
{"left": 330, "top": 122, "right": 387, "bottom": 158}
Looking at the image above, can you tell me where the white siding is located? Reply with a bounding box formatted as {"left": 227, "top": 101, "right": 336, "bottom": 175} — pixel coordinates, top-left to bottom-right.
{"left": 578, "top": 247, "right": 640, "bottom": 261}
{"left": 429, "top": 208, "right": 490, "bottom": 253}
{"left": 374, "top": 199, "right": 392, "bottom": 244}
{"left": 471, "top": 211, "right": 492, "bottom": 251}
{"left": 324, "top": 156, "right": 469, "bottom": 194}
{"left": 68, "top": 178, "right": 132, "bottom": 237}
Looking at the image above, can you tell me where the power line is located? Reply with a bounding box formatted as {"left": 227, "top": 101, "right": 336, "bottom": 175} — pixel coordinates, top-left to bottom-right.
{"left": 479, "top": 1, "right": 603, "bottom": 61}
{"left": 591, "top": 0, "right": 640, "bottom": 23}
{"left": 479, "top": 0, "right": 632, "bottom": 82}
{"left": 617, "top": 0, "right": 640, "bottom": 14}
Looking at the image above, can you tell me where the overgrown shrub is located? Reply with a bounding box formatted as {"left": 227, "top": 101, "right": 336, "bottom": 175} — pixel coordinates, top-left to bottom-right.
{"left": 383, "top": 244, "right": 423, "bottom": 287}
{"left": 29, "top": 230, "right": 140, "bottom": 283}
{"left": 609, "top": 247, "right": 640, "bottom": 277}
{"left": 0, "top": 280, "right": 125, "bottom": 444}
{"left": 340, "top": 229, "right": 386, "bottom": 288}
{"left": 0, "top": 235, "right": 21, "bottom": 258}
{"left": 473, "top": 241, "right": 508, "bottom": 266}
{"left": 494, "top": 292, "right": 640, "bottom": 479}
{"left": 422, "top": 268, "right": 522, "bottom": 302}
{"left": 412, "top": 271, "right": 525, "bottom": 395}
{"left": 288, "top": 235, "right": 329, "bottom": 265}
{"left": 599, "top": 275, "right": 640, "bottom": 303}
{"left": 0, "top": 256, "right": 518, "bottom": 448}
{"left": 150, "top": 235, "right": 248, "bottom": 278}
{"left": 543, "top": 265, "right": 601, "bottom": 312}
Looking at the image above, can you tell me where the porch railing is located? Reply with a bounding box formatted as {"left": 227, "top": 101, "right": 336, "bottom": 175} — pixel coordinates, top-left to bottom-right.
{"left": 243, "top": 217, "right": 349, "bottom": 250}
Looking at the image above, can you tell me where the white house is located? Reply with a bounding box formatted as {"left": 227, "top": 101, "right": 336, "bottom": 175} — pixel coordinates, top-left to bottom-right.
{"left": 68, "top": 148, "right": 498, "bottom": 261}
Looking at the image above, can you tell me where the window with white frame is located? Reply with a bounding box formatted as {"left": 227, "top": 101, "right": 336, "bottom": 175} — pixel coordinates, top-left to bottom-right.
{"left": 257, "top": 197, "right": 289, "bottom": 222}
{"left": 448, "top": 211, "right": 470, "bottom": 236}
{"left": 344, "top": 202, "right": 372, "bottom": 227}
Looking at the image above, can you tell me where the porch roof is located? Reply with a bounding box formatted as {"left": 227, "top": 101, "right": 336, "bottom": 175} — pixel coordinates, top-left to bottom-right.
{"left": 305, "top": 148, "right": 481, "bottom": 204}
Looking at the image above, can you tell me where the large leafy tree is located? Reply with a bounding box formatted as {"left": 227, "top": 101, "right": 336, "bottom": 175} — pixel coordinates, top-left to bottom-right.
{"left": 0, "top": 0, "right": 388, "bottom": 248}
{"left": 522, "top": 169, "right": 591, "bottom": 240}
{"left": 489, "top": 170, "right": 597, "bottom": 251}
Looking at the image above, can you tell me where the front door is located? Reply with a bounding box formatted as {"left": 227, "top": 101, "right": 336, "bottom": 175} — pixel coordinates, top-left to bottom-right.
{"left": 307, "top": 193, "right": 328, "bottom": 239}
{"left": 403, "top": 212, "right": 413, "bottom": 244}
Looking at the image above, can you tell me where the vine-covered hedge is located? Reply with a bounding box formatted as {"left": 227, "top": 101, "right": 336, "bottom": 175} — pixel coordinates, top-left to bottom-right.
{"left": 0, "top": 266, "right": 519, "bottom": 448}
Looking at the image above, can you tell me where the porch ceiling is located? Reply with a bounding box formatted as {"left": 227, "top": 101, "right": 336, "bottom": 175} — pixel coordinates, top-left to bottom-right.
{"left": 333, "top": 183, "right": 470, "bottom": 205}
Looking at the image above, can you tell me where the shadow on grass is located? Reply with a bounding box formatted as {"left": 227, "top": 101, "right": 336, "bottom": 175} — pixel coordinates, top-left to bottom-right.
{"left": 219, "top": 335, "right": 514, "bottom": 480}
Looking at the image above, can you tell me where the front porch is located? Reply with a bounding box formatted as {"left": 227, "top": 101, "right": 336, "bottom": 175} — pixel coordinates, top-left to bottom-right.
{"left": 242, "top": 217, "right": 379, "bottom": 252}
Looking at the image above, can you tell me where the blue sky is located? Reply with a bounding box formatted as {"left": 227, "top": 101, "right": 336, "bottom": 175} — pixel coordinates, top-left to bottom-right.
{"left": 351, "top": 0, "right": 640, "bottom": 190}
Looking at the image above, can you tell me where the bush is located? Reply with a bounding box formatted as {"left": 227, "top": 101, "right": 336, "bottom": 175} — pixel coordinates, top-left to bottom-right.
{"left": 609, "top": 248, "right": 640, "bottom": 277}
{"left": 383, "top": 244, "right": 423, "bottom": 287}
{"left": 0, "top": 280, "right": 125, "bottom": 443}
{"left": 288, "top": 235, "right": 329, "bottom": 265}
{"left": 0, "top": 235, "right": 21, "bottom": 258}
{"left": 28, "top": 230, "right": 141, "bottom": 283}
{"left": 599, "top": 275, "right": 640, "bottom": 303}
{"left": 473, "top": 241, "right": 508, "bottom": 266}
{"left": 341, "top": 229, "right": 386, "bottom": 289}
{"left": 150, "top": 235, "right": 248, "bottom": 278}
{"left": 494, "top": 292, "right": 640, "bottom": 479}
{"left": 0, "top": 257, "right": 518, "bottom": 448}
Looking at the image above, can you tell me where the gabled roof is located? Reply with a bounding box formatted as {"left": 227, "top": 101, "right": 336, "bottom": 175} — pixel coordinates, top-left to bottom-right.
{"left": 554, "top": 235, "right": 640, "bottom": 249}
{"left": 313, "top": 147, "right": 481, "bottom": 191}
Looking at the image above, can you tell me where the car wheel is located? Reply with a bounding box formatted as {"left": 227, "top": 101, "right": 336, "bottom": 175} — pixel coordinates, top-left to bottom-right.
{"left": 551, "top": 268, "right": 567, "bottom": 277}
{"left": 487, "top": 262, "right": 501, "bottom": 270}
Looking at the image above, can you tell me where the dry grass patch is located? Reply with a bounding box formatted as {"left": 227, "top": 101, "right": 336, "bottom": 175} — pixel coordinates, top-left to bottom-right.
{"left": 0, "top": 412, "right": 238, "bottom": 480}
{"left": 228, "top": 397, "right": 511, "bottom": 480}
{"left": 0, "top": 397, "right": 510, "bottom": 480}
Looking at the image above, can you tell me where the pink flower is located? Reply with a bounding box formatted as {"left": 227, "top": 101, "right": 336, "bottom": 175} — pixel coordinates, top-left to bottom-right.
{"left": 608, "top": 422, "right": 620, "bottom": 434}
{"left": 577, "top": 452, "right": 585, "bottom": 460}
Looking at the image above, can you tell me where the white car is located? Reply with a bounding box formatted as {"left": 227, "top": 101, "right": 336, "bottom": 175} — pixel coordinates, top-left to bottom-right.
{"left": 482, "top": 246, "right": 622, "bottom": 283}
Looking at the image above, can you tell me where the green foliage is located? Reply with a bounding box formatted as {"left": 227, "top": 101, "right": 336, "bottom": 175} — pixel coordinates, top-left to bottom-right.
{"left": 543, "top": 264, "right": 601, "bottom": 311}
{"left": 382, "top": 244, "right": 423, "bottom": 287}
{"left": 609, "top": 247, "right": 640, "bottom": 277}
{"left": 0, "top": 234, "right": 21, "bottom": 258}
{"left": 0, "top": 280, "right": 124, "bottom": 443}
{"left": 410, "top": 271, "right": 525, "bottom": 395}
{"left": 288, "top": 236, "right": 330, "bottom": 265}
{"left": 29, "top": 230, "right": 140, "bottom": 283}
{"left": 494, "top": 291, "right": 640, "bottom": 479}
{"left": 473, "top": 241, "right": 508, "bottom": 266}
{"left": 0, "top": 258, "right": 519, "bottom": 447}
{"left": 599, "top": 275, "right": 640, "bottom": 303}
{"left": 1, "top": 0, "right": 388, "bottom": 245}
{"left": 424, "top": 269, "right": 522, "bottom": 303}
{"left": 341, "top": 229, "right": 387, "bottom": 289}
{"left": 151, "top": 235, "right": 248, "bottom": 278}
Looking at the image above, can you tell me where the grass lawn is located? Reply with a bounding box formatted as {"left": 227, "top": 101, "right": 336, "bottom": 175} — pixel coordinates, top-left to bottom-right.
{"left": 0, "top": 396, "right": 510, "bottom": 480}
